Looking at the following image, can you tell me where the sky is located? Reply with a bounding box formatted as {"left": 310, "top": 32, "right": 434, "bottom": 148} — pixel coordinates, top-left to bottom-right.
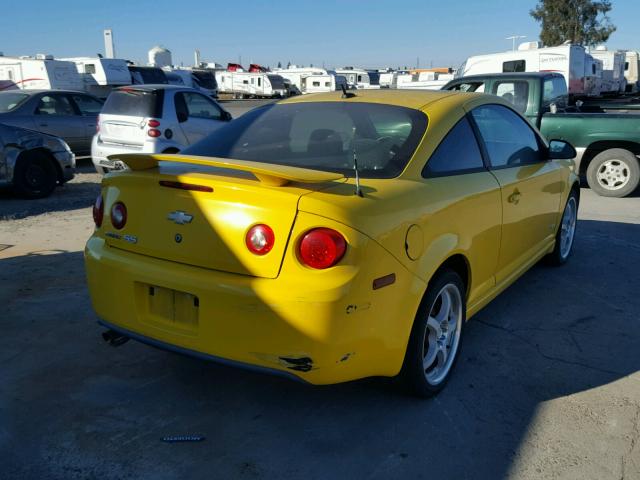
{"left": 0, "top": 0, "right": 638, "bottom": 69}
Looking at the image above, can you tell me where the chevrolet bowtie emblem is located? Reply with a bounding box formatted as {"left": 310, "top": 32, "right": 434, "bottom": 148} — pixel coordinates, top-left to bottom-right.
{"left": 167, "top": 211, "right": 193, "bottom": 225}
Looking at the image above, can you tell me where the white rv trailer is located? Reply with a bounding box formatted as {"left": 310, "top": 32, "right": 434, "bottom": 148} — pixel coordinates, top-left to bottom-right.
{"left": 61, "top": 57, "right": 131, "bottom": 98}
{"left": 589, "top": 47, "right": 626, "bottom": 94}
{"left": 377, "top": 69, "right": 395, "bottom": 88}
{"left": 272, "top": 67, "right": 335, "bottom": 94}
{"left": 0, "top": 55, "right": 84, "bottom": 91}
{"left": 458, "top": 43, "right": 601, "bottom": 96}
{"left": 623, "top": 51, "right": 640, "bottom": 93}
{"left": 215, "top": 71, "right": 287, "bottom": 98}
{"left": 334, "top": 68, "right": 379, "bottom": 89}
{"left": 394, "top": 71, "right": 455, "bottom": 90}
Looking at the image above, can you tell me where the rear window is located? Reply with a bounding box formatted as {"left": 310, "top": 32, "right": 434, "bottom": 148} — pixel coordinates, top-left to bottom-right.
{"left": 183, "top": 102, "right": 427, "bottom": 178}
{"left": 101, "top": 89, "right": 163, "bottom": 118}
{"left": 0, "top": 92, "right": 29, "bottom": 113}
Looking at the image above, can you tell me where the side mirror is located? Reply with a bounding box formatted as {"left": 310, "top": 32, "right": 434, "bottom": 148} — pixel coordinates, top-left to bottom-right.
{"left": 548, "top": 140, "right": 576, "bottom": 160}
{"left": 222, "top": 111, "right": 232, "bottom": 122}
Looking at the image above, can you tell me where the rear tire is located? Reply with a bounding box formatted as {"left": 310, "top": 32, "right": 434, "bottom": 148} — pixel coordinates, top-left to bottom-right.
{"left": 13, "top": 151, "right": 57, "bottom": 199}
{"left": 400, "top": 269, "right": 466, "bottom": 397}
{"left": 586, "top": 148, "right": 640, "bottom": 197}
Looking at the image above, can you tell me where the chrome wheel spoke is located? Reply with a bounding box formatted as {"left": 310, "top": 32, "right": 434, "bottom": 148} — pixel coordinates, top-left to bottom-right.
{"left": 435, "top": 289, "right": 451, "bottom": 324}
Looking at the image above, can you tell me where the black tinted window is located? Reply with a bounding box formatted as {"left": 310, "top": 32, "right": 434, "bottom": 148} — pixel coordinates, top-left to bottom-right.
{"left": 423, "top": 117, "right": 485, "bottom": 177}
{"left": 71, "top": 94, "right": 103, "bottom": 115}
{"left": 183, "top": 102, "right": 428, "bottom": 178}
{"left": 471, "top": 104, "right": 542, "bottom": 168}
{"left": 503, "top": 60, "right": 526, "bottom": 72}
{"left": 102, "top": 89, "right": 163, "bottom": 117}
{"left": 492, "top": 81, "right": 529, "bottom": 114}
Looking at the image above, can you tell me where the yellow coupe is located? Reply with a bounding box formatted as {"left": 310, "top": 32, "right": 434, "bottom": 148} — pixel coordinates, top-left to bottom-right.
{"left": 85, "top": 90, "right": 579, "bottom": 396}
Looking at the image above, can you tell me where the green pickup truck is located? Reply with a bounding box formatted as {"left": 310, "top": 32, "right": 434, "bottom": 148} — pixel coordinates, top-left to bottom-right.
{"left": 443, "top": 72, "right": 640, "bottom": 198}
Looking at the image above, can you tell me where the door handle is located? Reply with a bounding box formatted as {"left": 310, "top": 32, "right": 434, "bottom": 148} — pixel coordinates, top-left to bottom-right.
{"left": 508, "top": 189, "right": 521, "bottom": 204}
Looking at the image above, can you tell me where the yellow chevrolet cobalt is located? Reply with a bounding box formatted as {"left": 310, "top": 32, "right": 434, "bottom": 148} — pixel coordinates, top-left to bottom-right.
{"left": 85, "top": 90, "right": 579, "bottom": 396}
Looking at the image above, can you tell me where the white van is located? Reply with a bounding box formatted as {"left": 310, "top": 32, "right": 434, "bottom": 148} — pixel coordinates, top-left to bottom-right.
{"left": 458, "top": 43, "right": 601, "bottom": 96}
{"left": 0, "top": 55, "right": 84, "bottom": 91}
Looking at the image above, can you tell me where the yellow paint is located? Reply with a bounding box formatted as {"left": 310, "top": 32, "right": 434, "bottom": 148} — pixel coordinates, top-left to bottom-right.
{"left": 85, "top": 90, "right": 578, "bottom": 384}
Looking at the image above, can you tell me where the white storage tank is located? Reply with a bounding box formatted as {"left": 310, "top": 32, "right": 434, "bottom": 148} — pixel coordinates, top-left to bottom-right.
{"left": 148, "top": 46, "right": 172, "bottom": 68}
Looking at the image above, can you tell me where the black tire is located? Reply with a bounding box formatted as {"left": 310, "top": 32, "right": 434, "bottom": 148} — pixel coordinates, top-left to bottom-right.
{"left": 400, "top": 269, "right": 466, "bottom": 397}
{"left": 546, "top": 190, "right": 579, "bottom": 266}
{"left": 586, "top": 148, "right": 640, "bottom": 198}
{"left": 13, "top": 151, "right": 57, "bottom": 199}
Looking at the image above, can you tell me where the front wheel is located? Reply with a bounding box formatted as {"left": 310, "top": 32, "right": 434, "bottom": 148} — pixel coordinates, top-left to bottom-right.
{"left": 546, "top": 190, "right": 579, "bottom": 266}
{"left": 13, "top": 151, "right": 57, "bottom": 199}
{"left": 400, "top": 269, "right": 466, "bottom": 397}
{"left": 586, "top": 148, "right": 640, "bottom": 197}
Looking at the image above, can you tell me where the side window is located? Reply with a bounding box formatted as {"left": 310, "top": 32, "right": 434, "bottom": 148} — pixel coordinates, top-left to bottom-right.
{"left": 470, "top": 104, "right": 542, "bottom": 168}
{"left": 423, "top": 117, "right": 485, "bottom": 177}
{"left": 35, "top": 94, "right": 76, "bottom": 116}
{"left": 492, "top": 81, "right": 529, "bottom": 113}
{"left": 449, "top": 82, "right": 485, "bottom": 93}
{"left": 182, "top": 92, "right": 222, "bottom": 120}
{"left": 174, "top": 92, "right": 189, "bottom": 122}
{"left": 543, "top": 77, "right": 568, "bottom": 107}
{"left": 71, "top": 94, "right": 103, "bottom": 115}
{"left": 503, "top": 60, "right": 526, "bottom": 72}
{"left": 258, "top": 77, "right": 261, "bottom": 87}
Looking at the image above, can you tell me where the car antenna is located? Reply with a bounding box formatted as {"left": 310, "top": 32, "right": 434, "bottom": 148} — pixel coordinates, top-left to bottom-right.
{"left": 351, "top": 127, "right": 363, "bottom": 197}
{"left": 341, "top": 83, "right": 356, "bottom": 99}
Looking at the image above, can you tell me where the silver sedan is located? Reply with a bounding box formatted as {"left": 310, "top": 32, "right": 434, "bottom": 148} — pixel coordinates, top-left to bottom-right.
{"left": 0, "top": 90, "right": 103, "bottom": 155}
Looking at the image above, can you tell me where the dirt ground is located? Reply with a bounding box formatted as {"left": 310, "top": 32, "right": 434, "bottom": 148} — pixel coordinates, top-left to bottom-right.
{"left": 1, "top": 130, "right": 639, "bottom": 478}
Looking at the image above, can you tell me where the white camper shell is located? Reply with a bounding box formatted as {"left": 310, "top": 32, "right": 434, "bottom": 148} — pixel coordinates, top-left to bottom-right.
{"left": 0, "top": 55, "right": 84, "bottom": 91}
{"left": 589, "top": 47, "right": 627, "bottom": 94}
{"left": 458, "top": 43, "right": 601, "bottom": 97}
{"left": 273, "top": 67, "right": 335, "bottom": 94}
{"left": 215, "top": 71, "right": 287, "bottom": 98}
{"left": 61, "top": 57, "right": 131, "bottom": 98}
{"left": 394, "top": 71, "right": 455, "bottom": 90}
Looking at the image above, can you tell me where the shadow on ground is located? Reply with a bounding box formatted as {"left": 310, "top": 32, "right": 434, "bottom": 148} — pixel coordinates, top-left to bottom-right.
{"left": 0, "top": 219, "right": 638, "bottom": 479}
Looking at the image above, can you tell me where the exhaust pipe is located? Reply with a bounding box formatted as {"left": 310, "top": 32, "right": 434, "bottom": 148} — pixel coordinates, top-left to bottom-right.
{"left": 102, "top": 329, "right": 130, "bottom": 347}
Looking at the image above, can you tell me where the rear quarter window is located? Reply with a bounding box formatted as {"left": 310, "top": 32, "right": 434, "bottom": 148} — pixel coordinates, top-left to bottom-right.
{"left": 101, "top": 89, "right": 163, "bottom": 118}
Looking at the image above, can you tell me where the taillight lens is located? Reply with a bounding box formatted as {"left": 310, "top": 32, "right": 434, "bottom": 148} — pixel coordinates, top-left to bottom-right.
{"left": 148, "top": 119, "right": 161, "bottom": 127}
{"left": 93, "top": 194, "right": 104, "bottom": 228}
{"left": 111, "top": 202, "right": 127, "bottom": 230}
{"left": 148, "top": 128, "right": 161, "bottom": 138}
{"left": 299, "top": 228, "right": 346, "bottom": 269}
{"left": 246, "top": 224, "right": 275, "bottom": 255}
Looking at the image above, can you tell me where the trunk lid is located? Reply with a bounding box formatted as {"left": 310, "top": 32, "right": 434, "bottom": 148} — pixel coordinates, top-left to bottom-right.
{"left": 98, "top": 88, "right": 163, "bottom": 146}
{"left": 100, "top": 155, "right": 344, "bottom": 279}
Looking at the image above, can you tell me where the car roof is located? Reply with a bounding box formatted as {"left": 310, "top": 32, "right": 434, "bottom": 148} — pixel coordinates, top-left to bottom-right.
{"left": 0, "top": 89, "right": 97, "bottom": 96}
{"left": 450, "top": 72, "right": 563, "bottom": 81}
{"left": 279, "top": 89, "right": 474, "bottom": 112}
{"left": 115, "top": 84, "right": 183, "bottom": 92}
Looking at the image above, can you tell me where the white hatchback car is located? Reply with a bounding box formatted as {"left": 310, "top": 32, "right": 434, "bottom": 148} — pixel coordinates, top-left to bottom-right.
{"left": 91, "top": 85, "right": 231, "bottom": 173}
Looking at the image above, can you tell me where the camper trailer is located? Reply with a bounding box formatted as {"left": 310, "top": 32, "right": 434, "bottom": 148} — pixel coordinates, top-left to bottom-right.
{"left": 273, "top": 66, "right": 335, "bottom": 94}
{"left": 61, "top": 57, "right": 131, "bottom": 98}
{"left": 215, "top": 69, "right": 287, "bottom": 98}
{"left": 334, "top": 68, "right": 378, "bottom": 89}
{"left": 623, "top": 51, "right": 640, "bottom": 93}
{"left": 377, "top": 69, "right": 395, "bottom": 88}
{"left": 0, "top": 55, "right": 84, "bottom": 91}
{"left": 394, "top": 70, "right": 455, "bottom": 90}
{"left": 165, "top": 68, "right": 218, "bottom": 97}
{"left": 589, "top": 47, "right": 626, "bottom": 94}
{"left": 458, "top": 43, "right": 601, "bottom": 97}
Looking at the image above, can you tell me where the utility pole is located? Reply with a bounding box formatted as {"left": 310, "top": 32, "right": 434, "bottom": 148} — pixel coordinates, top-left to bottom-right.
{"left": 506, "top": 35, "right": 526, "bottom": 51}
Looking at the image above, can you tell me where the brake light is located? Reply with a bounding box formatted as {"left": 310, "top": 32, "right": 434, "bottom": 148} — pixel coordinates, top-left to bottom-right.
{"left": 148, "top": 119, "right": 161, "bottom": 127}
{"left": 298, "top": 228, "right": 346, "bottom": 269}
{"left": 111, "top": 202, "right": 127, "bottom": 230}
{"left": 246, "top": 224, "right": 275, "bottom": 255}
{"left": 148, "top": 128, "right": 161, "bottom": 138}
{"left": 93, "top": 194, "right": 104, "bottom": 227}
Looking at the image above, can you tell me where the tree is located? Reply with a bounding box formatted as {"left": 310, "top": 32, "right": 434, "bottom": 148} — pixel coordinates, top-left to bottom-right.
{"left": 277, "top": 61, "right": 282, "bottom": 68}
{"left": 530, "top": 0, "right": 616, "bottom": 46}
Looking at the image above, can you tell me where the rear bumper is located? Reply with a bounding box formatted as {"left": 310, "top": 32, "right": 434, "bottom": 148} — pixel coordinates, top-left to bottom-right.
{"left": 91, "top": 136, "right": 182, "bottom": 172}
{"left": 53, "top": 151, "right": 75, "bottom": 182}
{"left": 85, "top": 235, "right": 425, "bottom": 385}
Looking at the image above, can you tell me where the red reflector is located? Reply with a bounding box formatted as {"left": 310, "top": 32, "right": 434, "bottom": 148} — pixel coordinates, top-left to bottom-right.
{"left": 159, "top": 180, "right": 213, "bottom": 192}
{"left": 111, "top": 202, "right": 127, "bottom": 230}
{"left": 148, "top": 119, "right": 161, "bottom": 127}
{"left": 246, "top": 224, "right": 275, "bottom": 255}
{"left": 298, "top": 228, "right": 346, "bottom": 269}
{"left": 93, "top": 194, "right": 104, "bottom": 228}
{"left": 148, "top": 128, "right": 161, "bottom": 138}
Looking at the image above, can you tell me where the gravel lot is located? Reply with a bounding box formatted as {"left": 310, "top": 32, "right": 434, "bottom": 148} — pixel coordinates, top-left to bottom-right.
{"left": 1, "top": 101, "right": 639, "bottom": 479}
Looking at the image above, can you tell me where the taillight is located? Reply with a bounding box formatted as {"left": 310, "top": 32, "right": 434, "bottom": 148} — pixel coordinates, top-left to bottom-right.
{"left": 111, "top": 202, "right": 127, "bottom": 230}
{"left": 298, "top": 228, "right": 346, "bottom": 269}
{"left": 93, "top": 194, "right": 104, "bottom": 228}
{"left": 148, "top": 119, "right": 161, "bottom": 127}
{"left": 148, "top": 128, "right": 161, "bottom": 138}
{"left": 96, "top": 122, "right": 100, "bottom": 133}
{"left": 245, "top": 224, "right": 275, "bottom": 255}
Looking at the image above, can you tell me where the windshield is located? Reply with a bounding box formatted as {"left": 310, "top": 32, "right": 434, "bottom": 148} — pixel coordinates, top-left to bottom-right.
{"left": 0, "top": 92, "right": 29, "bottom": 113}
{"left": 183, "top": 102, "right": 427, "bottom": 178}
{"left": 267, "top": 75, "right": 285, "bottom": 90}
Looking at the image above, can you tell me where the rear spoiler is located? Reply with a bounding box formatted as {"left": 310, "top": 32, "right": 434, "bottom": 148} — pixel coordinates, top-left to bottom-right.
{"left": 108, "top": 153, "right": 344, "bottom": 187}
